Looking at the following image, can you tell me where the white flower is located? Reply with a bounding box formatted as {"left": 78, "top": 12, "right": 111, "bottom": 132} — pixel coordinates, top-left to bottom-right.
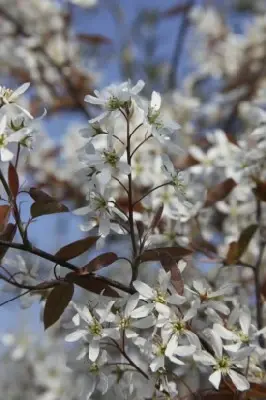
{"left": 74, "top": 186, "right": 124, "bottom": 237}
{"left": 0, "top": 115, "right": 29, "bottom": 162}
{"left": 0, "top": 82, "right": 30, "bottom": 106}
{"left": 145, "top": 91, "right": 180, "bottom": 147}
{"left": 157, "top": 306, "right": 201, "bottom": 349}
{"left": 85, "top": 80, "right": 145, "bottom": 123}
{"left": 213, "top": 306, "right": 266, "bottom": 352}
{"left": 80, "top": 137, "right": 130, "bottom": 185}
{"left": 194, "top": 330, "right": 251, "bottom": 391}
{"left": 149, "top": 333, "right": 195, "bottom": 372}
{"left": 65, "top": 302, "right": 117, "bottom": 362}
{"left": 67, "top": 350, "right": 115, "bottom": 399}
{"left": 185, "top": 280, "right": 234, "bottom": 315}
{"left": 106, "top": 294, "right": 155, "bottom": 339}
{"left": 133, "top": 268, "right": 186, "bottom": 316}
{"left": 161, "top": 154, "right": 191, "bottom": 206}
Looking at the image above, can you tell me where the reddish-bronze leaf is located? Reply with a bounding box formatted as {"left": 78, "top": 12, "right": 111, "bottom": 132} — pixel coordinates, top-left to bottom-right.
{"left": 247, "top": 382, "right": 266, "bottom": 398}
{"left": 77, "top": 34, "right": 112, "bottom": 45}
{"left": 0, "top": 205, "right": 11, "bottom": 233}
{"left": 160, "top": 256, "right": 184, "bottom": 295}
{"left": 150, "top": 204, "right": 164, "bottom": 231}
{"left": 139, "top": 246, "right": 192, "bottom": 262}
{"left": 29, "top": 188, "right": 54, "bottom": 202}
{"left": 252, "top": 179, "right": 266, "bottom": 202}
{"left": 43, "top": 283, "right": 74, "bottom": 330}
{"left": 204, "top": 178, "right": 237, "bottom": 207}
{"left": 31, "top": 201, "right": 69, "bottom": 218}
{"left": 65, "top": 273, "right": 119, "bottom": 297}
{"left": 226, "top": 224, "right": 258, "bottom": 264}
{"left": 78, "top": 252, "right": 118, "bottom": 274}
{"left": 8, "top": 163, "right": 19, "bottom": 198}
{"left": 55, "top": 236, "right": 99, "bottom": 261}
{"left": 0, "top": 223, "right": 17, "bottom": 261}
{"left": 174, "top": 153, "right": 199, "bottom": 169}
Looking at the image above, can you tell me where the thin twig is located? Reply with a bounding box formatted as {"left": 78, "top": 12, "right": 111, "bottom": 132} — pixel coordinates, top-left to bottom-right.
{"left": 0, "top": 289, "right": 32, "bottom": 307}
{"left": 133, "top": 182, "right": 171, "bottom": 207}
{"left": 0, "top": 239, "right": 134, "bottom": 294}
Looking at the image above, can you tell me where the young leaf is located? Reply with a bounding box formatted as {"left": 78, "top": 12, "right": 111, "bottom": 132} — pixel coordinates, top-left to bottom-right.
{"left": 150, "top": 204, "right": 164, "bottom": 231}
{"left": 0, "top": 205, "right": 11, "bottom": 233}
{"left": 31, "top": 201, "right": 69, "bottom": 218}
{"left": 55, "top": 236, "right": 99, "bottom": 261}
{"left": 43, "top": 283, "right": 74, "bottom": 330}
{"left": 65, "top": 273, "right": 119, "bottom": 297}
{"left": 252, "top": 179, "right": 266, "bottom": 202}
{"left": 29, "top": 188, "right": 54, "bottom": 202}
{"left": 77, "top": 252, "right": 118, "bottom": 274}
{"left": 160, "top": 255, "right": 184, "bottom": 295}
{"left": 139, "top": 246, "right": 192, "bottom": 262}
{"left": 0, "top": 223, "right": 17, "bottom": 261}
{"left": 226, "top": 224, "right": 258, "bottom": 264}
{"left": 8, "top": 163, "right": 19, "bottom": 198}
{"left": 204, "top": 178, "right": 236, "bottom": 207}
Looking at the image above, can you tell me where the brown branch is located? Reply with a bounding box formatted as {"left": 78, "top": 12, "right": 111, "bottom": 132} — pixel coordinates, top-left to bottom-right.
{"left": 0, "top": 239, "right": 134, "bottom": 294}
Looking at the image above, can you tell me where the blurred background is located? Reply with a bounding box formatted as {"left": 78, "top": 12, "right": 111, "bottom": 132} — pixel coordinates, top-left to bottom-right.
{"left": 1, "top": 0, "right": 266, "bottom": 396}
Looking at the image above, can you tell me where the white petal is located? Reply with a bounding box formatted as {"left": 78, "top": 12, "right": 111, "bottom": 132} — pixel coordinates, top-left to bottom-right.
{"left": 213, "top": 323, "right": 239, "bottom": 340}
{"left": 130, "top": 303, "right": 154, "bottom": 318}
{"left": 174, "top": 345, "right": 196, "bottom": 357}
{"left": 239, "top": 310, "right": 251, "bottom": 335}
{"left": 73, "top": 205, "right": 91, "bottom": 215}
{"left": 9, "top": 82, "right": 30, "bottom": 101}
{"left": 0, "top": 115, "right": 7, "bottom": 135}
{"left": 150, "top": 355, "right": 164, "bottom": 372}
{"left": 228, "top": 369, "right": 250, "bottom": 391}
{"left": 65, "top": 330, "right": 88, "bottom": 342}
{"left": 132, "top": 280, "right": 154, "bottom": 299}
{"left": 150, "top": 91, "right": 161, "bottom": 111}
{"left": 210, "top": 330, "right": 223, "bottom": 359}
{"left": 193, "top": 351, "right": 216, "bottom": 366}
{"left": 84, "top": 94, "right": 104, "bottom": 105}
{"left": 209, "top": 370, "right": 221, "bottom": 390}
{"left": 167, "top": 294, "right": 186, "bottom": 305}
{"left": 1, "top": 148, "right": 13, "bottom": 162}
{"left": 124, "top": 293, "right": 139, "bottom": 317}
{"left": 89, "top": 339, "right": 100, "bottom": 362}
{"left": 131, "top": 80, "right": 145, "bottom": 95}
{"left": 155, "top": 302, "right": 171, "bottom": 316}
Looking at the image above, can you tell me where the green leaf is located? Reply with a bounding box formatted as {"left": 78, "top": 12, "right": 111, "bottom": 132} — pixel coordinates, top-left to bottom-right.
{"left": 43, "top": 283, "right": 74, "bottom": 330}
{"left": 55, "top": 236, "right": 99, "bottom": 261}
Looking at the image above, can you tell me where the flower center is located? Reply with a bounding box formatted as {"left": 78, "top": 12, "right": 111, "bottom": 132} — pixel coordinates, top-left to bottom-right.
{"left": 103, "top": 150, "right": 119, "bottom": 167}
{"left": 119, "top": 317, "right": 131, "bottom": 329}
{"left": 89, "top": 363, "right": 99, "bottom": 374}
{"left": 107, "top": 96, "right": 126, "bottom": 111}
{"left": 215, "top": 356, "right": 231, "bottom": 372}
{"left": 89, "top": 319, "right": 102, "bottom": 336}
{"left": 173, "top": 320, "right": 186, "bottom": 334}
{"left": 154, "top": 289, "right": 166, "bottom": 304}
{"left": 0, "top": 134, "right": 7, "bottom": 148}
